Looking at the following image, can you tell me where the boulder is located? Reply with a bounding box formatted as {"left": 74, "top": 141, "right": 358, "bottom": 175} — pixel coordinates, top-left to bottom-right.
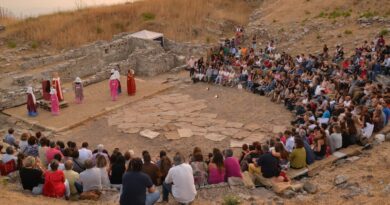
{"left": 334, "top": 175, "right": 348, "bottom": 186}
{"left": 303, "top": 182, "right": 317, "bottom": 194}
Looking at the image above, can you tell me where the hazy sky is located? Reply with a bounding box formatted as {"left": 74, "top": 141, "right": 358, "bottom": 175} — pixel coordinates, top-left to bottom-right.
{"left": 0, "top": 0, "right": 136, "bottom": 17}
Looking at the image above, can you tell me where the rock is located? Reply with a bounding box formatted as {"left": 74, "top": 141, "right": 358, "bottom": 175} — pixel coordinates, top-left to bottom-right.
{"left": 205, "top": 133, "right": 226, "bottom": 142}
{"left": 385, "top": 133, "right": 390, "bottom": 142}
{"left": 139, "top": 129, "right": 160, "bottom": 139}
{"left": 228, "top": 177, "right": 244, "bottom": 187}
{"left": 382, "top": 184, "right": 390, "bottom": 194}
{"left": 334, "top": 175, "right": 348, "bottom": 186}
{"left": 225, "top": 122, "right": 244, "bottom": 129}
{"left": 283, "top": 190, "right": 296, "bottom": 199}
{"left": 375, "top": 134, "right": 385, "bottom": 143}
{"left": 346, "top": 156, "right": 360, "bottom": 162}
{"left": 177, "top": 128, "right": 193, "bottom": 138}
{"left": 303, "top": 182, "right": 317, "bottom": 194}
{"left": 244, "top": 123, "right": 262, "bottom": 132}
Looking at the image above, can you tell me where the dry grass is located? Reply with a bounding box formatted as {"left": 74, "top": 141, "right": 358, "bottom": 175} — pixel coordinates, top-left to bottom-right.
{"left": 0, "top": 0, "right": 256, "bottom": 50}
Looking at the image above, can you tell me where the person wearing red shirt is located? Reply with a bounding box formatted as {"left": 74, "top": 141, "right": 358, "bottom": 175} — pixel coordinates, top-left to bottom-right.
{"left": 46, "top": 141, "right": 64, "bottom": 164}
{"left": 43, "top": 160, "right": 70, "bottom": 199}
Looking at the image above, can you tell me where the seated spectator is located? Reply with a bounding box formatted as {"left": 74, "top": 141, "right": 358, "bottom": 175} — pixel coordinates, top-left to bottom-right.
{"left": 124, "top": 150, "right": 134, "bottom": 168}
{"left": 71, "top": 150, "right": 86, "bottom": 173}
{"left": 328, "top": 125, "right": 342, "bottom": 153}
{"left": 239, "top": 143, "right": 250, "bottom": 163}
{"left": 19, "top": 156, "right": 44, "bottom": 193}
{"left": 159, "top": 155, "right": 172, "bottom": 184}
{"left": 142, "top": 152, "right": 161, "bottom": 186}
{"left": 156, "top": 150, "right": 167, "bottom": 168}
{"left": 23, "top": 136, "right": 39, "bottom": 157}
{"left": 43, "top": 160, "right": 70, "bottom": 199}
{"left": 190, "top": 148, "right": 208, "bottom": 187}
{"left": 110, "top": 154, "right": 126, "bottom": 187}
{"left": 79, "top": 159, "right": 102, "bottom": 193}
{"left": 257, "top": 145, "right": 284, "bottom": 180}
{"left": 312, "top": 130, "right": 327, "bottom": 160}
{"left": 92, "top": 144, "right": 109, "bottom": 164}
{"left": 38, "top": 137, "right": 50, "bottom": 167}
{"left": 96, "top": 155, "right": 111, "bottom": 189}
{"left": 3, "top": 128, "right": 17, "bottom": 147}
{"left": 120, "top": 158, "right": 160, "bottom": 205}
{"left": 78, "top": 142, "right": 92, "bottom": 164}
{"left": 2, "top": 146, "right": 17, "bottom": 164}
{"left": 163, "top": 152, "right": 196, "bottom": 204}
{"left": 46, "top": 141, "right": 64, "bottom": 164}
{"left": 302, "top": 137, "right": 315, "bottom": 165}
{"left": 289, "top": 138, "right": 307, "bottom": 169}
{"left": 19, "top": 133, "right": 29, "bottom": 153}
{"left": 223, "top": 149, "right": 242, "bottom": 181}
{"left": 63, "top": 160, "right": 80, "bottom": 197}
{"left": 48, "top": 154, "right": 65, "bottom": 171}
{"left": 208, "top": 149, "right": 225, "bottom": 184}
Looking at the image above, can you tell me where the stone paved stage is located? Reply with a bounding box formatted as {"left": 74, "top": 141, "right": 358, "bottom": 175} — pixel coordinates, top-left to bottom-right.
{"left": 3, "top": 76, "right": 172, "bottom": 132}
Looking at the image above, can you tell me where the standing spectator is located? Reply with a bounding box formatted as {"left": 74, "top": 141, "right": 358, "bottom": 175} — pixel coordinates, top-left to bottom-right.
{"left": 163, "top": 152, "right": 196, "bottom": 204}
{"left": 120, "top": 158, "right": 160, "bottom": 205}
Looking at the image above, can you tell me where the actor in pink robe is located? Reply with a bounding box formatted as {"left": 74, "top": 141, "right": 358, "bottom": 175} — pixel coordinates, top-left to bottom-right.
{"left": 26, "top": 87, "right": 38, "bottom": 117}
{"left": 109, "top": 72, "right": 119, "bottom": 101}
{"left": 50, "top": 88, "right": 60, "bottom": 115}
{"left": 52, "top": 75, "right": 64, "bottom": 102}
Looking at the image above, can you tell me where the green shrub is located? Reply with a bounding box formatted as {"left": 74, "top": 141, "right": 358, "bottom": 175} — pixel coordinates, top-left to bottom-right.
{"left": 7, "top": 40, "right": 16, "bottom": 48}
{"left": 96, "top": 26, "right": 103, "bottom": 34}
{"left": 380, "top": 29, "right": 389, "bottom": 36}
{"left": 141, "top": 12, "right": 156, "bottom": 21}
{"left": 344, "top": 30, "right": 353, "bottom": 35}
{"left": 317, "top": 11, "right": 326, "bottom": 18}
{"left": 360, "top": 10, "right": 378, "bottom": 18}
{"left": 31, "top": 41, "right": 39, "bottom": 49}
{"left": 223, "top": 195, "right": 240, "bottom": 205}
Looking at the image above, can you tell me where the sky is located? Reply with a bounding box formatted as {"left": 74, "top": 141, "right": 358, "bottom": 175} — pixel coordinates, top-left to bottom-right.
{"left": 0, "top": 0, "right": 137, "bottom": 17}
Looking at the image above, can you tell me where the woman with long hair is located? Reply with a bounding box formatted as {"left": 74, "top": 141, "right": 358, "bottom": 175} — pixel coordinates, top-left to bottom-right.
{"left": 208, "top": 149, "right": 225, "bottom": 184}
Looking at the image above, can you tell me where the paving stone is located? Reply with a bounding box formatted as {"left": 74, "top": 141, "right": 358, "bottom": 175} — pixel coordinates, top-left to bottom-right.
{"left": 273, "top": 125, "right": 286, "bottom": 133}
{"left": 164, "top": 131, "right": 180, "bottom": 140}
{"left": 191, "top": 120, "right": 211, "bottom": 127}
{"left": 244, "top": 123, "right": 262, "bottom": 131}
{"left": 122, "top": 128, "right": 140, "bottom": 134}
{"left": 198, "top": 113, "right": 218, "bottom": 119}
{"left": 225, "top": 122, "right": 244, "bottom": 128}
{"left": 162, "top": 123, "right": 178, "bottom": 132}
{"left": 207, "top": 126, "right": 227, "bottom": 133}
{"left": 140, "top": 129, "right": 160, "bottom": 139}
{"left": 232, "top": 130, "right": 252, "bottom": 140}
{"left": 177, "top": 128, "right": 194, "bottom": 138}
{"left": 220, "top": 128, "right": 240, "bottom": 136}
{"left": 205, "top": 133, "right": 226, "bottom": 141}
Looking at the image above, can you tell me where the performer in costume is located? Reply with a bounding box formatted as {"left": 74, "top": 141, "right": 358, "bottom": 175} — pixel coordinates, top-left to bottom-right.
{"left": 26, "top": 87, "right": 38, "bottom": 117}
{"left": 74, "top": 77, "right": 84, "bottom": 104}
{"left": 50, "top": 88, "right": 60, "bottom": 115}
{"left": 42, "top": 78, "right": 51, "bottom": 101}
{"left": 109, "top": 70, "right": 119, "bottom": 101}
{"left": 52, "top": 72, "right": 64, "bottom": 101}
{"left": 127, "top": 69, "right": 136, "bottom": 96}
{"left": 114, "top": 70, "right": 122, "bottom": 94}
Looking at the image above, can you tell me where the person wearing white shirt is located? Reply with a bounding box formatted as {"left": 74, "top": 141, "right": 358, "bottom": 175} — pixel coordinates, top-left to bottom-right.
{"left": 162, "top": 153, "right": 196, "bottom": 204}
{"left": 2, "top": 147, "right": 17, "bottom": 164}
{"left": 285, "top": 135, "right": 295, "bottom": 153}
{"left": 78, "top": 142, "right": 92, "bottom": 164}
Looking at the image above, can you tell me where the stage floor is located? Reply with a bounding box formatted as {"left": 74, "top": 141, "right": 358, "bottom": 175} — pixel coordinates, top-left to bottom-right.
{"left": 3, "top": 76, "right": 172, "bottom": 131}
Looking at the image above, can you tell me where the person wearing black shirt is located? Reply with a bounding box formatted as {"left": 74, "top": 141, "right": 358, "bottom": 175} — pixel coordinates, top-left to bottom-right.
{"left": 120, "top": 158, "right": 160, "bottom": 205}
{"left": 19, "top": 156, "right": 44, "bottom": 191}
{"left": 110, "top": 155, "right": 126, "bottom": 186}
{"left": 256, "top": 145, "right": 280, "bottom": 178}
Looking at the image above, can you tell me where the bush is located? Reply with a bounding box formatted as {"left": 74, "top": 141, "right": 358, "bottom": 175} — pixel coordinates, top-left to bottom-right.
{"left": 96, "top": 26, "right": 103, "bottom": 34}
{"left": 344, "top": 30, "right": 353, "bottom": 35}
{"left": 31, "top": 41, "right": 39, "bottom": 49}
{"left": 7, "top": 40, "right": 16, "bottom": 48}
{"left": 380, "top": 29, "right": 389, "bottom": 36}
{"left": 223, "top": 195, "right": 241, "bottom": 205}
{"left": 360, "top": 10, "right": 378, "bottom": 18}
{"left": 141, "top": 12, "right": 156, "bottom": 21}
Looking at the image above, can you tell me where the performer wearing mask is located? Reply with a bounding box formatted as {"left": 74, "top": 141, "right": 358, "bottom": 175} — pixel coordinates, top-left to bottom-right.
{"left": 109, "top": 70, "right": 119, "bottom": 101}
{"left": 50, "top": 88, "right": 60, "bottom": 115}
{"left": 127, "top": 69, "right": 136, "bottom": 96}
{"left": 74, "top": 77, "right": 84, "bottom": 104}
{"left": 26, "top": 86, "right": 38, "bottom": 117}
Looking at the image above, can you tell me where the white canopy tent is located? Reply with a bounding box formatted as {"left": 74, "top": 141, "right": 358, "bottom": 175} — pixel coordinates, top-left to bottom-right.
{"left": 129, "top": 30, "right": 164, "bottom": 47}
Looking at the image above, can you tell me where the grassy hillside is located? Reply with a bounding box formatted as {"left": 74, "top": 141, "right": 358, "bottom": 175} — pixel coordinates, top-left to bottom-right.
{"left": 0, "top": 0, "right": 258, "bottom": 50}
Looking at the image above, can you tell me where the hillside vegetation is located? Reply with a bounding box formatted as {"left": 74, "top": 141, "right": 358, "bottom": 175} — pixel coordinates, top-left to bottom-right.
{"left": 0, "top": 0, "right": 257, "bottom": 50}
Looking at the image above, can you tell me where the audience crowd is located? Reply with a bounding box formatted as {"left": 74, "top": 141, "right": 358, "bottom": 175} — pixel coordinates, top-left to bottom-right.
{"left": 1, "top": 32, "right": 389, "bottom": 204}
